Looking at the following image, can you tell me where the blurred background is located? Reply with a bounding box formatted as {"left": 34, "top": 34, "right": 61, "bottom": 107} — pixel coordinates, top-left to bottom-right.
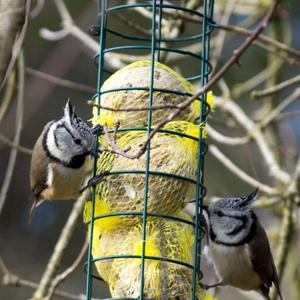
{"left": 0, "top": 0, "right": 299, "bottom": 299}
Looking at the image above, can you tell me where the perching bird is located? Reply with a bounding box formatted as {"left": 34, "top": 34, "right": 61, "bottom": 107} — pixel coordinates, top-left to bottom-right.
{"left": 92, "top": 60, "right": 214, "bottom": 130}
{"left": 29, "top": 100, "right": 94, "bottom": 218}
{"left": 84, "top": 120, "right": 206, "bottom": 230}
{"left": 86, "top": 210, "right": 214, "bottom": 300}
{"left": 203, "top": 188, "right": 282, "bottom": 300}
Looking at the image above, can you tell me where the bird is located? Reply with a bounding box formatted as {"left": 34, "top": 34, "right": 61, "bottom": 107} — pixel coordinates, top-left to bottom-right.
{"left": 29, "top": 100, "right": 94, "bottom": 219}
{"left": 202, "top": 188, "right": 283, "bottom": 300}
{"left": 84, "top": 120, "right": 207, "bottom": 231}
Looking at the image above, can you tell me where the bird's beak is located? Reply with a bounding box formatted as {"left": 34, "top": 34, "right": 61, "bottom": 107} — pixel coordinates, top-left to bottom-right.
{"left": 89, "top": 149, "right": 99, "bottom": 158}
{"left": 200, "top": 204, "right": 209, "bottom": 212}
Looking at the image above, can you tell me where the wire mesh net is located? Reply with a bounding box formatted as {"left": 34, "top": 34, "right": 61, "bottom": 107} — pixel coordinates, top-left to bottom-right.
{"left": 85, "top": 1, "right": 215, "bottom": 299}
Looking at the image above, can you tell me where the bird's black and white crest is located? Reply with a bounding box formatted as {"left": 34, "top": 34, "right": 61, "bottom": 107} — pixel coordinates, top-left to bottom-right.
{"left": 44, "top": 100, "right": 93, "bottom": 168}
{"left": 212, "top": 187, "right": 259, "bottom": 211}
{"left": 207, "top": 188, "right": 259, "bottom": 246}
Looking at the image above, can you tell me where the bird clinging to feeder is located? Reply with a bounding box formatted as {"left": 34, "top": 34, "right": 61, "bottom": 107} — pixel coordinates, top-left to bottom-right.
{"left": 29, "top": 100, "right": 94, "bottom": 218}
{"left": 203, "top": 189, "right": 282, "bottom": 300}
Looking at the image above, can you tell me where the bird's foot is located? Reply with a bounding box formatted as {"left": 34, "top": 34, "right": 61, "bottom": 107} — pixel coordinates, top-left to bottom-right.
{"left": 203, "top": 280, "right": 224, "bottom": 290}
{"left": 80, "top": 172, "right": 109, "bottom": 193}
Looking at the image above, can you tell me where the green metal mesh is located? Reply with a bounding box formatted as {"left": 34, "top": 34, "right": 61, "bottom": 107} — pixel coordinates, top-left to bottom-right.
{"left": 85, "top": 1, "right": 215, "bottom": 299}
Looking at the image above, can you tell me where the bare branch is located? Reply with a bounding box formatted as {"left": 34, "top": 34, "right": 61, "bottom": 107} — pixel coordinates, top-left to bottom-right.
{"left": 206, "top": 124, "right": 250, "bottom": 145}
{"left": 38, "top": 0, "right": 125, "bottom": 69}
{"left": 0, "top": 257, "right": 86, "bottom": 300}
{"left": 255, "top": 40, "right": 300, "bottom": 68}
{"left": 259, "top": 88, "right": 300, "bottom": 128}
{"left": 101, "top": 1, "right": 281, "bottom": 161}
{"left": 270, "top": 199, "right": 294, "bottom": 300}
{"left": 110, "top": 12, "right": 151, "bottom": 37}
{"left": 214, "top": 96, "right": 291, "bottom": 184}
{"left": 219, "top": 23, "right": 300, "bottom": 61}
{"left": 0, "top": 52, "right": 25, "bottom": 215}
{"left": 232, "top": 59, "right": 282, "bottom": 98}
{"left": 103, "top": 122, "right": 133, "bottom": 158}
{"left": 252, "top": 75, "right": 300, "bottom": 99}
{"left": 45, "top": 237, "right": 88, "bottom": 300}
{"left": 31, "top": 192, "right": 87, "bottom": 300}
{"left": 30, "top": 0, "right": 45, "bottom": 18}
{"left": 27, "top": 67, "right": 95, "bottom": 93}
{"left": 209, "top": 145, "right": 277, "bottom": 195}
{"left": 0, "top": 70, "right": 15, "bottom": 124}
{"left": 0, "top": 133, "right": 32, "bottom": 155}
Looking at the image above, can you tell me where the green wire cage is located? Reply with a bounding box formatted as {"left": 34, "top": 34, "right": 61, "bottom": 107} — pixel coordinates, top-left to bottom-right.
{"left": 85, "top": 0, "right": 215, "bottom": 299}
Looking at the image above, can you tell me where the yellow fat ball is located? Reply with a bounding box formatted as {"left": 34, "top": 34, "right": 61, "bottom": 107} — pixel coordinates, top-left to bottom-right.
{"left": 84, "top": 120, "right": 206, "bottom": 230}
{"left": 92, "top": 60, "right": 209, "bottom": 129}
{"left": 91, "top": 210, "right": 208, "bottom": 299}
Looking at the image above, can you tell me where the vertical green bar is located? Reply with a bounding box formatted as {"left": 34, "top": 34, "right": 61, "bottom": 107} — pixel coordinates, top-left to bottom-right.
{"left": 85, "top": 1, "right": 107, "bottom": 299}
{"left": 139, "top": 1, "right": 157, "bottom": 298}
{"left": 192, "top": 0, "right": 209, "bottom": 298}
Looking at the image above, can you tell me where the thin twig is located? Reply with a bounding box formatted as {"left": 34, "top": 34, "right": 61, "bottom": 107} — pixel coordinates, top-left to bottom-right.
{"left": 214, "top": 96, "right": 291, "bottom": 185}
{"left": 0, "top": 258, "right": 86, "bottom": 300}
{"left": 31, "top": 192, "right": 87, "bottom": 300}
{"left": 232, "top": 59, "right": 282, "bottom": 98}
{"left": 26, "top": 67, "right": 95, "bottom": 93}
{"left": 255, "top": 40, "right": 300, "bottom": 68}
{"left": 259, "top": 88, "right": 300, "bottom": 128}
{"left": 103, "top": 122, "right": 133, "bottom": 158}
{"left": 0, "top": 52, "right": 25, "bottom": 215}
{"left": 0, "top": 70, "right": 16, "bottom": 124}
{"left": 0, "top": 133, "right": 32, "bottom": 155}
{"left": 206, "top": 124, "right": 250, "bottom": 145}
{"left": 110, "top": 12, "right": 151, "bottom": 36}
{"left": 276, "top": 110, "right": 300, "bottom": 120}
{"left": 45, "top": 237, "right": 89, "bottom": 300}
{"left": 270, "top": 199, "right": 294, "bottom": 300}
{"left": 149, "top": 4, "right": 300, "bottom": 62}
{"left": 102, "top": 1, "right": 281, "bottom": 160}
{"left": 211, "top": 0, "right": 237, "bottom": 71}
{"left": 209, "top": 145, "right": 277, "bottom": 195}
{"left": 252, "top": 75, "right": 300, "bottom": 99}
{"left": 219, "top": 23, "right": 300, "bottom": 61}
{"left": 30, "top": 0, "right": 45, "bottom": 18}
{"left": 39, "top": 0, "right": 125, "bottom": 70}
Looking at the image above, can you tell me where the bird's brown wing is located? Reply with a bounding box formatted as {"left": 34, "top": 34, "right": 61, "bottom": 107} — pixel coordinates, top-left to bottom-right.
{"left": 249, "top": 221, "right": 283, "bottom": 299}
{"left": 30, "top": 121, "right": 53, "bottom": 200}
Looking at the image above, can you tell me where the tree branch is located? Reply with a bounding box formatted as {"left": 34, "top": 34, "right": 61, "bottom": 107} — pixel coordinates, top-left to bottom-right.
{"left": 209, "top": 144, "right": 277, "bottom": 195}
{"left": 0, "top": 52, "right": 25, "bottom": 215}
{"left": 0, "top": 133, "right": 32, "bottom": 155}
{"left": 252, "top": 75, "right": 300, "bottom": 99}
{"left": 26, "top": 67, "right": 95, "bottom": 93}
{"left": 0, "top": 257, "right": 86, "bottom": 300}
{"left": 259, "top": 88, "right": 300, "bottom": 128}
{"left": 214, "top": 96, "right": 291, "bottom": 185}
{"left": 45, "top": 237, "right": 88, "bottom": 300}
{"left": 102, "top": 0, "right": 282, "bottom": 161}
{"left": 31, "top": 192, "right": 87, "bottom": 300}
{"left": 206, "top": 124, "right": 250, "bottom": 145}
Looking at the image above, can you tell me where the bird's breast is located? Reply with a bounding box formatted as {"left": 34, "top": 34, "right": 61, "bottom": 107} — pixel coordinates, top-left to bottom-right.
{"left": 209, "top": 241, "right": 261, "bottom": 290}
{"left": 43, "top": 162, "right": 87, "bottom": 200}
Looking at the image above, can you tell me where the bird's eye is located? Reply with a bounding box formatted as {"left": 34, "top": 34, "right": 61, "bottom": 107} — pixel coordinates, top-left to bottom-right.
{"left": 217, "top": 211, "right": 224, "bottom": 217}
{"left": 74, "top": 138, "right": 81, "bottom": 145}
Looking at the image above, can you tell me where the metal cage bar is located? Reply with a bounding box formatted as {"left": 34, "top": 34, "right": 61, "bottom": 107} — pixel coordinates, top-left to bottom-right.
{"left": 85, "top": 1, "right": 215, "bottom": 299}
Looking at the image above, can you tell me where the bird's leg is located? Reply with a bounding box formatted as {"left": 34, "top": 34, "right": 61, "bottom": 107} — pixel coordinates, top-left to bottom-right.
{"left": 79, "top": 172, "right": 109, "bottom": 193}
{"left": 203, "top": 280, "right": 224, "bottom": 289}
